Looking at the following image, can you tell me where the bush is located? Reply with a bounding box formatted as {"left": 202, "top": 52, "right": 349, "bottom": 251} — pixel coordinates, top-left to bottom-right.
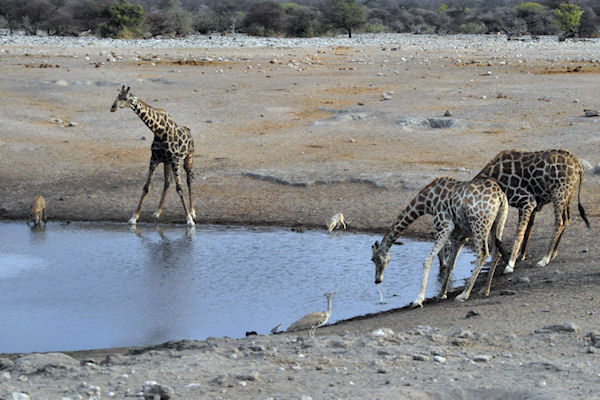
{"left": 98, "top": 0, "right": 145, "bottom": 38}
{"left": 459, "top": 22, "right": 486, "bottom": 34}
{"left": 242, "top": 1, "right": 284, "bottom": 36}
{"left": 554, "top": 3, "right": 584, "bottom": 39}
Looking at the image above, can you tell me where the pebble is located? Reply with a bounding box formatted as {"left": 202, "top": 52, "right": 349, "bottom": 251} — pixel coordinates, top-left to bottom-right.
{"left": 517, "top": 277, "right": 531, "bottom": 284}
{"left": 500, "top": 289, "right": 517, "bottom": 296}
{"left": 541, "top": 322, "right": 580, "bottom": 334}
{"left": 584, "top": 109, "right": 599, "bottom": 117}
{"left": 142, "top": 381, "right": 174, "bottom": 399}
{"left": 371, "top": 328, "right": 395, "bottom": 338}
{"left": 473, "top": 354, "right": 492, "bottom": 362}
{"left": 11, "top": 393, "right": 30, "bottom": 400}
{"left": 412, "top": 354, "right": 430, "bottom": 361}
{"left": 433, "top": 356, "right": 446, "bottom": 363}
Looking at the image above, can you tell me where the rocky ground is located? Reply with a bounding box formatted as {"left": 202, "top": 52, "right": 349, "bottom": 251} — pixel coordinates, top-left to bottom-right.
{"left": 0, "top": 33, "right": 599, "bottom": 399}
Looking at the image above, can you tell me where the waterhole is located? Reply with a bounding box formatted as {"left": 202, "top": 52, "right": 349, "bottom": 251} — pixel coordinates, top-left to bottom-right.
{"left": 0, "top": 221, "right": 476, "bottom": 353}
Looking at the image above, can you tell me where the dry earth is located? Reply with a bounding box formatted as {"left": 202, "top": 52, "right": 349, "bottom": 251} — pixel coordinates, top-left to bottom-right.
{"left": 0, "top": 33, "right": 599, "bottom": 399}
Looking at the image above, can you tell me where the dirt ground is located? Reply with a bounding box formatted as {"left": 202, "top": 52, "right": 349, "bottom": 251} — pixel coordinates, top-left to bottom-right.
{"left": 0, "top": 35, "right": 599, "bottom": 399}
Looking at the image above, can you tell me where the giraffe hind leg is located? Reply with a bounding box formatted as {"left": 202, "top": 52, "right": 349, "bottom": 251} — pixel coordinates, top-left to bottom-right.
{"left": 456, "top": 237, "right": 488, "bottom": 302}
{"left": 172, "top": 162, "right": 195, "bottom": 227}
{"left": 538, "top": 196, "right": 569, "bottom": 267}
{"left": 153, "top": 164, "right": 172, "bottom": 219}
{"left": 504, "top": 198, "right": 536, "bottom": 274}
{"left": 518, "top": 211, "right": 536, "bottom": 261}
{"left": 184, "top": 153, "right": 195, "bottom": 220}
{"left": 129, "top": 160, "right": 159, "bottom": 225}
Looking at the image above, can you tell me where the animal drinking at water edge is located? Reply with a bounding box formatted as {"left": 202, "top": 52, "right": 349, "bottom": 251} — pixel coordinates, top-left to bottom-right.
{"left": 327, "top": 212, "right": 346, "bottom": 233}
{"left": 111, "top": 86, "right": 196, "bottom": 226}
{"left": 473, "top": 149, "right": 589, "bottom": 273}
{"left": 286, "top": 292, "right": 335, "bottom": 337}
{"left": 371, "top": 177, "right": 508, "bottom": 308}
{"left": 30, "top": 196, "right": 47, "bottom": 226}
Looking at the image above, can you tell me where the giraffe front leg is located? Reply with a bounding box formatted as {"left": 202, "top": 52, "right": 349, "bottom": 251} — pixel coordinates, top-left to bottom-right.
{"left": 130, "top": 160, "right": 159, "bottom": 225}
{"left": 413, "top": 225, "right": 453, "bottom": 308}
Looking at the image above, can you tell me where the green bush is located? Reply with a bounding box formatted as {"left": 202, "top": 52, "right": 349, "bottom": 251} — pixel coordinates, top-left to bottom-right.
{"left": 459, "top": 22, "right": 485, "bottom": 34}
{"left": 554, "top": 3, "right": 583, "bottom": 39}
{"left": 98, "top": 0, "right": 145, "bottom": 38}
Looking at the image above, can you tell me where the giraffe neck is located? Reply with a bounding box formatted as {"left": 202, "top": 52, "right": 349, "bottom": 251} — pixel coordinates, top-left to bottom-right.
{"left": 380, "top": 193, "right": 429, "bottom": 252}
{"left": 130, "top": 98, "right": 173, "bottom": 138}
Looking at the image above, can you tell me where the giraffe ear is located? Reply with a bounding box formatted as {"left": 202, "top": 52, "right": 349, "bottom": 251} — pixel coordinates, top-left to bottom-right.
{"left": 372, "top": 240, "right": 379, "bottom": 250}
{"left": 126, "top": 86, "right": 130, "bottom": 93}
{"left": 121, "top": 85, "right": 125, "bottom": 90}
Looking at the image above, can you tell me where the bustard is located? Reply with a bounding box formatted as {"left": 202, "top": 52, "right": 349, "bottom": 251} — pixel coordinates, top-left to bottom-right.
{"left": 286, "top": 292, "right": 335, "bottom": 337}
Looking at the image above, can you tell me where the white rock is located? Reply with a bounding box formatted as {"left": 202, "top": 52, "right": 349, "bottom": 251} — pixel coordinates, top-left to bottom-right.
{"left": 371, "top": 328, "right": 395, "bottom": 338}
{"left": 11, "top": 393, "right": 30, "bottom": 400}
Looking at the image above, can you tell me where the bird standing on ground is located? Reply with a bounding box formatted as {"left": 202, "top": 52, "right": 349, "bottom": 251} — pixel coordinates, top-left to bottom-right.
{"left": 286, "top": 292, "right": 335, "bottom": 337}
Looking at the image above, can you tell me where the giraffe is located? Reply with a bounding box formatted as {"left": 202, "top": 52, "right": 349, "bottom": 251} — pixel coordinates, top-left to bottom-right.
{"left": 111, "top": 86, "right": 196, "bottom": 226}
{"left": 473, "top": 149, "right": 590, "bottom": 274}
{"left": 371, "top": 177, "right": 508, "bottom": 308}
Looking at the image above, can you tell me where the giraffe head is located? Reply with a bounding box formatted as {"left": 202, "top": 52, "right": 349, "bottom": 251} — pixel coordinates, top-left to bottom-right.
{"left": 111, "top": 85, "right": 135, "bottom": 112}
{"left": 371, "top": 240, "right": 390, "bottom": 284}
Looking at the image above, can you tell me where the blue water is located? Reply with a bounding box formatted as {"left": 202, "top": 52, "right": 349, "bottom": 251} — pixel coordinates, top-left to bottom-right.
{"left": 0, "top": 221, "right": 476, "bottom": 353}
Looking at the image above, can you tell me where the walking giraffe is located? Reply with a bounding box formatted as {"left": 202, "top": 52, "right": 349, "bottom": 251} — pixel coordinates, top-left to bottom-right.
{"left": 473, "top": 149, "right": 589, "bottom": 274}
{"left": 371, "top": 177, "right": 508, "bottom": 308}
{"left": 111, "top": 86, "right": 196, "bottom": 226}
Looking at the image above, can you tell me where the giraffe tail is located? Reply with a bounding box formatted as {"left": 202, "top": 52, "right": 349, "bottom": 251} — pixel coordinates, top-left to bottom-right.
{"left": 493, "top": 192, "right": 510, "bottom": 265}
{"left": 577, "top": 167, "right": 590, "bottom": 229}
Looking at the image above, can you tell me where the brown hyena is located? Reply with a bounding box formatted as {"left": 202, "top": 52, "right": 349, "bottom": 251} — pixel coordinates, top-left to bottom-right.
{"left": 30, "top": 196, "right": 47, "bottom": 226}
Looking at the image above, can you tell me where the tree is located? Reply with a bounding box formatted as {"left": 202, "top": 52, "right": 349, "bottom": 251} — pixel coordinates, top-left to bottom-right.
{"left": 283, "top": 3, "right": 318, "bottom": 37}
{"left": 0, "top": 0, "right": 24, "bottom": 33}
{"left": 98, "top": 0, "right": 145, "bottom": 38}
{"left": 320, "top": 0, "right": 366, "bottom": 38}
{"left": 554, "top": 3, "right": 583, "bottom": 40}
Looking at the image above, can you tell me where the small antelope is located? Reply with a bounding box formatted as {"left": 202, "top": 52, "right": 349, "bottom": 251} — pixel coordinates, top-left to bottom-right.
{"left": 30, "top": 196, "right": 47, "bottom": 226}
{"left": 327, "top": 213, "right": 346, "bottom": 233}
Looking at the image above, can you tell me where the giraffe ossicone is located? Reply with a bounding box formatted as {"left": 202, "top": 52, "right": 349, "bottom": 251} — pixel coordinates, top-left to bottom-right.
{"left": 371, "top": 177, "right": 508, "bottom": 307}
{"left": 111, "top": 85, "right": 196, "bottom": 227}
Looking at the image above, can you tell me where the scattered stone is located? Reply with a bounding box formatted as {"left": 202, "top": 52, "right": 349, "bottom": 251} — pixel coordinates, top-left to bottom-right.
{"left": 412, "top": 354, "right": 430, "bottom": 361}
{"left": 584, "top": 109, "right": 599, "bottom": 117}
{"left": 371, "top": 328, "right": 395, "bottom": 338}
{"left": 11, "top": 353, "right": 79, "bottom": 375}
{"left": 11, "top": 392, "right": 30, "bottom": 400}
{"left": 425, "top": 118, "right": 454, "bottom": 129}
{"left": 143, "top": 381, "right": 174, "bottom": 400}
{"left": 381, "top": 91, "right": 393, "bottom": 100}
{"left": 466, "top": 310, "right": 480, "bottom": 318}
{"left": 500, "top": 289, "right": 517, "bottom": 296}
{"left": 517, "top": 277, "right": 531, "bottom": 284}
{"left": 0, "top": 358, "right": 14, "bottom": 370}
{"left": 55, "top": 79, "right": 69, "bottom": 86}
{"left": 443, "top": 110, "right": 452, "bottom": 117}
{"left": 433, "top": 356, "right": 446, "bottom": 363}
{"left": 473, "top": 354, "right": 492, "bottom": 362}
{"left": 594, "top": 163, "right": 600, "bottom": 175}
{"left": 541, "top": 322, "right": 580, "bottom": 334}
{"left": 580, "top": 159, "right": 592, "bottom": 170}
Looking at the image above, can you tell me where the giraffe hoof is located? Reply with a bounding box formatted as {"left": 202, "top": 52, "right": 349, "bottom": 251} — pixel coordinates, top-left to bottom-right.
{"left": 128, "top": 217, "right": 138, "bottom": 225}
{"left": 153, "top": 211, "right": 162, "bottom": 219}
{"left": 411, "top": 300, "right": 423, "bottom": 309}
{"left": 536, "top": 259, "right": 548, "bottom": 267}
{"left": 455, "top": 294, "right": 468, "bottom": 302}
{"left": 190, "top": 209, "right": 196, "bottom": 219}
{"left": 503, "top": 266, "right": 514, "bottom": 274}
{"left": 186, "top": 216, "right": 196, "bottom": 227}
